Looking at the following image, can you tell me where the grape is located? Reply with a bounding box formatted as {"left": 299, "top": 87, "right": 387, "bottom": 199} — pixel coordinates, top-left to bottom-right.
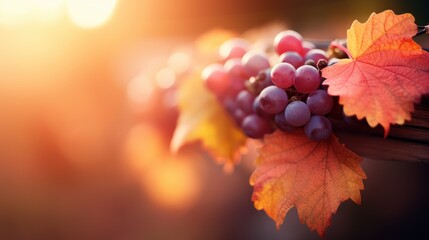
{"left": 253, "top": 96, "right": 273, "bottom": 118}
{"left": 219, "top": 38, "right": 250, "bottom": 60}
{"left": 304, "top": 59, "right": 317, "bottom": 68}
{"left": 229, "top": 76, "right": 246, "bottom": 97}
{"left": 236, "top": 90, "right": 256, "bottom": 114}
{"left": 305, "top": 49, "right": 328, "bottom": 64}
{"left": 270, "top": 63, "right": 295, "bottom": 89}
{"left": 316, "top": 59, "right": 328, "bottom": 70}
{"left": 233, "top": 108, "right": 246, "bottom": 126}
{"left": 224, "top": 58, "right": 249, "bottom": 78}
{"left": 201, "top": 63, "right": 231, "bottom": 96}
{"left": 279, "top": 51, "right": 304, "bottom": 69}
{"left": 259, "top": 86, "right": 289, "bottom": 114}
{"left": 304, "top": 115, "right": 332, "bottom": 141}
{"left": 284, "top": 101, "right": 311, "bottom": 127}
{"left": 301, "top": 41, "right": 315, "bottom": 56}
{"left": 273, "top": 30, "right": 303, "bottom": 55}
{"left": 242, "top": 51, "right": 270, "bottom": 77}
{"left": 241, "top": 114, "right": 273, "bottom": 139}
{"left": 306, "top": 89, "right": 333, "bottom": 115}
{"left": 294, "top": 65, "right": 321, "bottom": 93}
{"left": 274, "top": 112, "right": 296, "bottom": 132}
{"left": 247, "top": 69, "right": 273, "bottom": 93}
{"left": 222, "top": 96, "right": 237, "bottom": 114}
{"left": 202, "top": 32, "right": 340, "bottom": 141}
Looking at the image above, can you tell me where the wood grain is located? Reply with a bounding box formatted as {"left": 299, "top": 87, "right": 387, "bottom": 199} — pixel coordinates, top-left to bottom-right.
{"left": 334, "top": 96, "right": 429, "bottom": 162}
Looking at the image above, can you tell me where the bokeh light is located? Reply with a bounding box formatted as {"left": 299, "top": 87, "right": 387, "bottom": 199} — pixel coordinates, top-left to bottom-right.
{"left": 0, "top": 0, "right": 64, "bottom": 26}
{"left": 66, "top": 0, "right": 117, "bottom": 29}
{"left": 0, "top": 0, "right": 117, "bottom": 28}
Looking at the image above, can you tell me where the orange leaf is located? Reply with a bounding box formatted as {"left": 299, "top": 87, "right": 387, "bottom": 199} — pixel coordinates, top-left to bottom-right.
{"left": 171, "top": 71, "right": 247, "bottom": 171}
{"left": 322, "top": 10, "right": 429, "bottom": 135}
{"left": 250, "top": 130, "right": 366, "bottom": 236}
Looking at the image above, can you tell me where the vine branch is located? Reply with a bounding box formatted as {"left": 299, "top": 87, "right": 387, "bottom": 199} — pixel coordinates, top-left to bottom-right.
{"left": 416, "top": 25, "right": 429, "bottom": 37}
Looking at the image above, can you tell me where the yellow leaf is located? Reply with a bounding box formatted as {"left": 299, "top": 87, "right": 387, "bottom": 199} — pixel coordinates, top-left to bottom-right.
{"left": 171, "top": 71, "right": 247, "bottom": 171}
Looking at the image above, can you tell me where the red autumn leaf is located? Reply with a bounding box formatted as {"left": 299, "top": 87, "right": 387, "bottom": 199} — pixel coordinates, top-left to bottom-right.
{"left": 250, "top": 130, "right": 366, "bottom": 236}
{"left": 322, "top": 10, "right": 429, "bottom": 135}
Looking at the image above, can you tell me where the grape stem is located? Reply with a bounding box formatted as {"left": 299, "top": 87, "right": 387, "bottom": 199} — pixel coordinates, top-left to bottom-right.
{"left": 330, "top": 41, "right": 353, "bottom": 59}
{"left": 416, "top": 25, "right": 429, "bottom": 36}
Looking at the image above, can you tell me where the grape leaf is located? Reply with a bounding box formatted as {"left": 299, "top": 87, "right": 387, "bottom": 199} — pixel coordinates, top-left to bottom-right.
{"left": 322, "top": 10, "right": 429, "bottom": 135}
{"left": 250, "top": 130, "right": 366, "bottom": 236}
{"left": 171, "top": 72, "right": 247, "bottom": 171}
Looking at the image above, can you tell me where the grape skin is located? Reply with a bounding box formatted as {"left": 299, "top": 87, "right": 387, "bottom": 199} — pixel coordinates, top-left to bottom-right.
{"left": 259, "top": 86, "right": 289, "bottom": 114}
{"left": 274, "top": 112, "right": 296, "bottom": 132}
{"left": 201, "top": 63, "right": 231, "bottom": 96}
{"left": 294, "top": 65, "right": 321, "bottom": 94}
{"left": 271, "top": 62, "right": 295, "bottom": 89}
{"left": 253, "top": 96, "right": 273, "bottom": 119}
{"left": 301, "top": 41, "right": 315, "bottom": 56}
{"left": 284, "top": 101, "right": 311, "bottom": 127}
{"left": 279, "top": 51, "right": 304, "bottom": 69}
{"left": 219, "top": 38, "right": 250, "bottom": 60}
{"left": 242, "top": 51, "right": 270, "bottom": 77}
{"left": 236, "top": 90, "right": 256, "bottom": 114}
{"left": 306, "top": 90, "right": 334, "bottom": 115}
{"left": 305, "top": 49, "right": 328, "bottom": 64}
{"left": 304, "top": 115, "right": 332, "bottom": 141}
{"left": 273, "top": 30, "right": 303, "bottom": 55}
{"left": 224, "top": 58, "right": 250, "bottom": 79}
{"left": 241, "top": 114, "right": 273, "bottom": 138}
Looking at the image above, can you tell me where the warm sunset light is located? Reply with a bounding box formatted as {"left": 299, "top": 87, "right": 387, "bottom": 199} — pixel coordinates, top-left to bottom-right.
{"left": 66, "top": 0, "right": 117, "bottom": 29}
{"left": 0, "top": 0, "right": 117, "bottom": 28}
{"left": 143, "top": 159, "right": 201, "bottom": 209}
{"left": 0, "top": 1, "right": 427, "bottom": 239}
{"left": 0, "top": 0, "right": 64, "bottom": 26}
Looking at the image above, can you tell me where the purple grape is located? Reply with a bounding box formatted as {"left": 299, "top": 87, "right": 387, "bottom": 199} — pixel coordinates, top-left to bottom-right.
{"left": 242, "top": 51, "right": 271, "bottom": 77}
{"left": 270, "top": 62, "right": 295, "bottom": 89}
{"left": 247, "top": 69, "right": 273, "bottom": 93}
{"left": 294, "top": 65, "right": 321, "bottom": 94}
{"left": 229, "top": 76, "right": 246, "bottom": 97}
{"left": 284, "top": 101, "right": 311, "bottom": 127}
{"left": 259, "top": 86, "right": 289, "bottom": 114}
{"left": 241, "top": 114, "right": 273, "bottom": 139}
{"left": 222, "top": 96, "right": 237, "bottom": 114}
{"left": 301, "top": 41, "right": 315, "bottom": 56}
{"left": 305, "top": 49, "right": 328, "bottom": 64}
{"left": 304, "top": 115, "right": 332, "bottom": 141}
{"left": 233, "top": 108, "right": 246, "bottom": 126}
{"left": 236, "top": 90, "right": 256, "bottom": 114}
{"left": 274, "top": 112, "right": 296, "bottom": 132}
{"left": 219, "top": 38, "right": 250, "bottom": 60}
{"left": 201, "top": 63, "right": 231, "bottom": 96}
{"left": 253, "top": 96, "right": 273, "bottom": 118}
{"left": 316, "top": 59, "right": 328, "bottom": 70}
{"left": 273, "top": 30, "right": 303, "bottom": 55}
{"left": 306, "top": 89, "right": 333, "bottom": 115}
{"left": 224, "top": 58, "right": 249, "bottom": 79}
{"left": 279, "top": 51, "right": 304, "bottom": 69}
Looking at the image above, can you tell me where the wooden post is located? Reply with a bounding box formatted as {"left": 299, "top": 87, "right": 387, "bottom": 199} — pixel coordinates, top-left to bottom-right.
{"left": 334, "top": 96, "right": 429, "bottom": 162}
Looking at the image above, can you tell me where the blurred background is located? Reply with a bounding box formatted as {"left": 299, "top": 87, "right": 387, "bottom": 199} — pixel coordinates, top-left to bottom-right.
{"left": 0, "top": 0, "right": 428, "bottom": 239}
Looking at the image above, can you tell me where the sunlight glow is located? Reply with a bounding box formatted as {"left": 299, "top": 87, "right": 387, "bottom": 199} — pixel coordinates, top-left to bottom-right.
{"left": 66, "top": 0, "right": 117, "bottom": 29}
{"left": 0, "top": 0, "right": 64, "bottom": 26}
{"left": 144, "top": 159, "right": 201, "bottom": 209}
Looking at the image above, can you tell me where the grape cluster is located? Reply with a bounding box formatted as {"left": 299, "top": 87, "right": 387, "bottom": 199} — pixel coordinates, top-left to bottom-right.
{"left": 202, "top": 30, "right": 339, "bottom": 141}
